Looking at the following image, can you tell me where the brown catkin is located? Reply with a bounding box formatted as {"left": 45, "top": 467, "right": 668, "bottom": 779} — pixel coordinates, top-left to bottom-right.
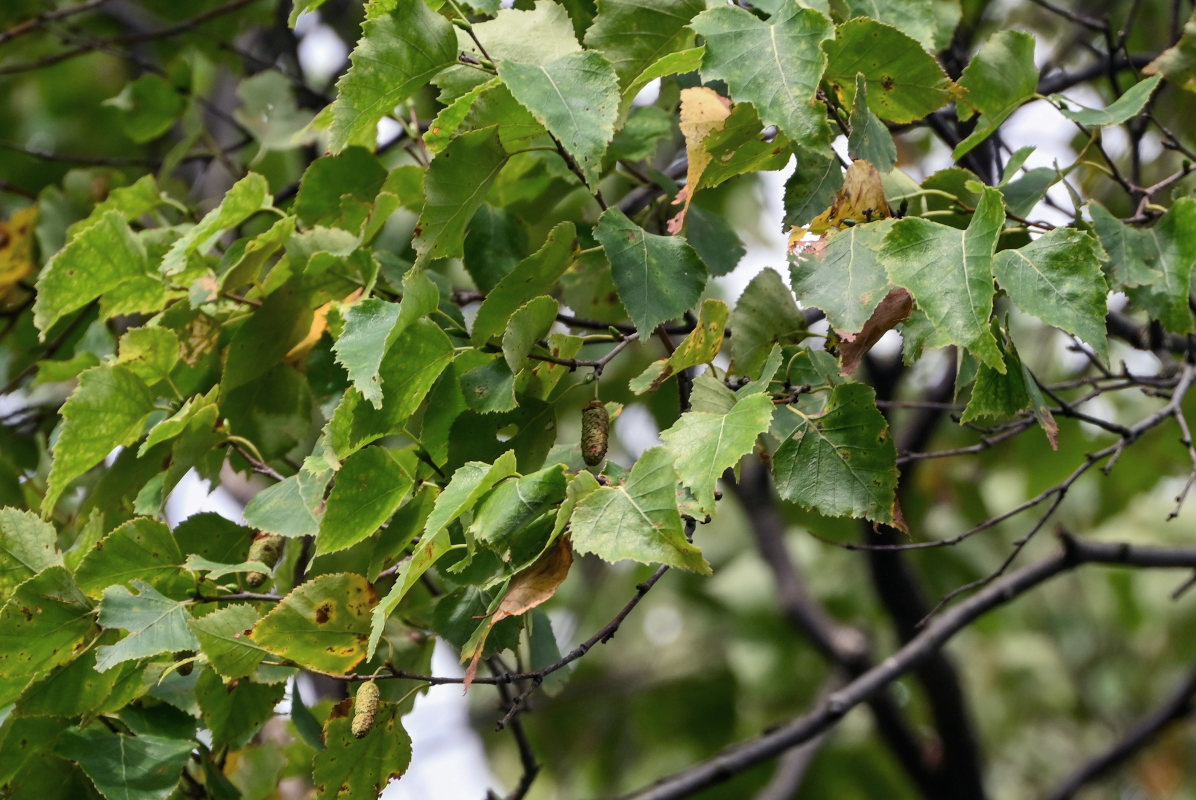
{"left": 581, "top": 400, "right": 609, "bottom": 466}
{"left": 245, "top": 533, "right": 285, "bottom": 588}
{"left": 352, "top": 680, "right": 381, "bottom": 738}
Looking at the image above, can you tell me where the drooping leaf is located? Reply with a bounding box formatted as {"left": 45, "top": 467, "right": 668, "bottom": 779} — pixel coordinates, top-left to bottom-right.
{"left": 94, "top": 580, "right": 200, "bottom": 672}
{"left": 316, "top": 446, "right": 414, "bottom": 556}
{"left": 823, "top": 18, "right": 959, "bottom": 124}
{"left": 584, "top": 0, "right": 706, "bottom": 88}
{"left": 848, "top": 75, "right": 897, "bottom": 171}
{"left": 33, "top": 210, "right": 150, "bottom": 336}
{"left": 497, "top": 51, "right": 620, "bottom": 187}
{"left": 881, "top": 186, "right": 1005, "bottom": 370}
{"left": 837, "top": 288, "right": 914, "bottom": 375}
{"left": 44, "top": 365, "right": 157, "bottom": 515}
{"left": 413, "top": 127, "right": 508, "bottom": 265}
{"left": 0, "top": 508, "right": 61, "bottom": 597}
{"left": 251, "top": 573, "right": 376, "bottom": 674}
{"left": 56, "top": 727, "right": 193, "bottom": 800}
{"left": 502, "top": 296, "right": 559, "bottom": 372}
{"left": 691, "top": 4, "right": 834, "bottom": 139}
{"left": 195, "top": 668, "right": 286, "bottom": 749}
{"left": 187, "top": 604, "right": 268, "bottom": 680}
{"left": 75, "top": 518, "right": 188, "bottom": 598}
{"left": 771, "top": 382, "right": 901, "bottom": 525}
{"left": 669, "top": 87, "right": 731, "bottom": 231}
{"left": 160, "top": 173, "right": 272, "bottom": 275}
{"left": 952, "top": 30, "right": 1038, "bottom": 159}
{"left": 729, "top": 268, "right": 807, "bottom": 378}
{"left": 1051, "top": 75, "right": 1164, "bottom": 127}
{"left": 329, "top": 0, "right": 458, "bottom": 152}
{"left": 992, "top": 228, "right": 1110, "bottom": 363}
{"left": 630, "top": 298, "right": 728, "bottom": 393}
{"left": 312, "top": 701, "right": 412, "bottom": 800}
{"left": 594, "top": 207, "right": 707, "bottom": 338}
{"left": 659, "top": 392, "right": 774, "bottom": 515}
{"left": 570, "top": 447, "right": 711, "bottom": 574}
{"left": 472, "top": 222, "right": 577, "bottom": 344}
{"left": 962, "top": 326, "right": 1032, "bottom": 423}
{"left": 685, "top": 204, "right": 747, "bottom": 277}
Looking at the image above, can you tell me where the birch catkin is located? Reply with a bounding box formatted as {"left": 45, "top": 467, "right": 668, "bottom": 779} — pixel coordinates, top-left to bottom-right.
{"left": 581, "top": 400, "right": 609, "bottom": 466}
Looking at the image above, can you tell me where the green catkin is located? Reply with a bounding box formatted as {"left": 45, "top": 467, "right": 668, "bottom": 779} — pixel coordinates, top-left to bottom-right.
{"left": 581, "top": 400, "right": 609, "bottom": 466}
{"left": 245, "top": 532, "right": 285, "bottom": 588}
{"left": 352, "top": 680, "right": 381, "bottom": 738}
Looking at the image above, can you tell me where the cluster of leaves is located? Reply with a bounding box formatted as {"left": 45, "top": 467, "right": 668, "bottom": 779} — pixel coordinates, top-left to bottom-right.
{"left": 3, "top": 0, "right": 1196, "bottom": 798}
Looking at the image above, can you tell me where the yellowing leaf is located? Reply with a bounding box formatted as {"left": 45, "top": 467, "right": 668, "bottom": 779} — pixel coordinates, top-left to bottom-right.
{"left": 0, "top": 206, "right": 37, "bottom": 304}
{"left": 668, "top": 87, "right": 731, "bottom": 233}
{"left": 802, "top": 159, "right": 891, "bottom": 237}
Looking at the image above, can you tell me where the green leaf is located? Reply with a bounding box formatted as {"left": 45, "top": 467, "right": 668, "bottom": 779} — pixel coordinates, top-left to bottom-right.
{"left": 460, "top": 2, "right": 582, "bottom": 66}
{"left": 15, "top": 648, "right": 144, "bottom": 718}
{"left": 469, "top": 463, "right": 568, "bottom": 549}
{"left": 413, "top": 127, "right": 509, "bottom": 265}
{"left": 195, "top": 668, "right": 286, "bottom": 749}
{"left": 75, "top": 518, "right": 188, "bottom": 598}
{"left": 1051, "top": 75, "right": 1163, "bottom": 127}
{"left": 460, "top": 357, "right": 518, "bottom": 414}
{"left": 570, "top": 447, "right": 711, "bottom": 574}
{"left": 116, "top": 327, "right": 179, "bottom": 385}
{"left": 694, "top": 104, "right": 794, "bottom": 191}
{"left": 56, "top": 727, "right": 193, "bottom": 800}
{"left": 630, "top": 298, "right": 728, "bottom": 394}
{"left": 472, "top": 222, "right": 577, "bottom": 343}
{"left": 730, "top": 268, "right": 806, "bottom": 378}
{"left": 594, "top": 207, "right": 707, "bottom": 338}
{"left": 847, "top": 75, "right": 897, "bottom": 170}
{"left": 691, "top": 5, "right": 833, "bottom": 139}
{"left": 497, "top": 51, "right": 620, "bottom": 187}
{"left": 1088, "top": 201, "right": 1158, "bottom": 288}
{"left": 187, "top": 604, "right": 268, "bottom": 680}
{"left": 1125, "top": 197, "right": 1196, "bottom": 333}
{"left": 34, "top": 210, "right": 150, "bottom": 336}
{"left": 104, "top": 74, "right": 185, "bottom": 144}
{"left": 0, "top": 508, "right": 61, "bottom": 597}
{"left": 835, "top": 0, "right": 960, "bottom": 51}
{"left": 463, "top": 205, "right": 528, "bottom": 293}
{"left": 622, "top": 46, "right": 706, "bottom": 111}
{"left": 0, "top": 566, "right": 94, "bottom": 684}
{"left": 962, "top": 327, "right": 1031, "bottom": 423}
{"left": 251, "top": 573, "right": 376, "bottom": 673}
{"left": 44, "top": 365, "right": 157, "bottom": 515}
{"left": 685, "top": 205, "right": 747, "bottom": 277}
{"left": 993, "top": 229, "right": 1110, "bottom": 363}
{"left": 823, "top": 18, "right": 959, "bottom": 124}
{"left": 161, "top": 173, "right": 272, "bottom": 275}
{"left": 295, "top": 147, "right": 388, "bottom": 229}
{"left": 503, "top": 296, "right": 559, "bottom": 372}
{"left": 882, "top": 187, "right": 1005, "bottom": 370}
{"left": 791, "top": 219, "right": 895, "bottom": 334}
{"left": 1144, "top": 11, "right": 1196, "bottom": 93}
{"left": 771, "top": 382, "right": 900, "bottom": 525}
{"left": 326, "top": 318, "right": 455, "bottom": 458}
{"left": 312, "top": 702, "right": 412, "bottom": 800}
{"left": 584, "top": 0, "right": 706, "bottom": 88}
{"left": 329, "top": 0, "right": 458, "bottom": 152}
{"left": 659, "top": 392, "right": 774, "bottom": 515}
{"left": 317, "top": 446, "right": 414, "bottom": 556}
{"left": 241, "top": 465, "right": 330, "bottom": 539}
{"left": 784, "top": 126, "right": 843, "bottom": 227}
{"left": 94, "top": 580, "right": 200, "bottom": 671}
{"left": 952, "top": 30, "right": 1038, "bottom": 159}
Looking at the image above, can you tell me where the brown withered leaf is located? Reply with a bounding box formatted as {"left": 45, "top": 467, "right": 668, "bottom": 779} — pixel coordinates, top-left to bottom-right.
{"left": 463, "top": 536, "right": 574, "bottom": 688}
{"left": 806, "top": 159, "right": 890, "bottom": 235}
{"left": 838, "top": 288, "right": 913, "bottom": 375}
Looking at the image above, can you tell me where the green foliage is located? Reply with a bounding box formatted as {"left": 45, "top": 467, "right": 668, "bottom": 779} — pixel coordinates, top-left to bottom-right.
{"left": 3, "top": 1, "right": 1196, "bottom": 798}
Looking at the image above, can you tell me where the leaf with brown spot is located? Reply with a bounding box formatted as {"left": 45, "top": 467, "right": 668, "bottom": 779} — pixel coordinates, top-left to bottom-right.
{"left": 838, "top": 288, "right": 913, "bottom": 375}
{"left": 251, "top": 573, "right": 377, "bottom": 674}
{"left": 630, "top": 299, "right": 728, "bottom": 393}
{"left": 806, "top": 160, "right": 891, "bottom": 235}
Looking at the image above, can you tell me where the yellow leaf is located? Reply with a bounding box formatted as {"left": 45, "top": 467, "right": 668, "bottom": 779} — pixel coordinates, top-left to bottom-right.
{"left": 285, "top": 287, "right": 363, "bottom": 365}
{"left": 0, "top": 206, "right": 38, "bottom": 306}
{"left": 805, "top": 159, "right": 890, "bottom": 236}
{"left": 668, "top": 87, "right": 732, "bottom": 234}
